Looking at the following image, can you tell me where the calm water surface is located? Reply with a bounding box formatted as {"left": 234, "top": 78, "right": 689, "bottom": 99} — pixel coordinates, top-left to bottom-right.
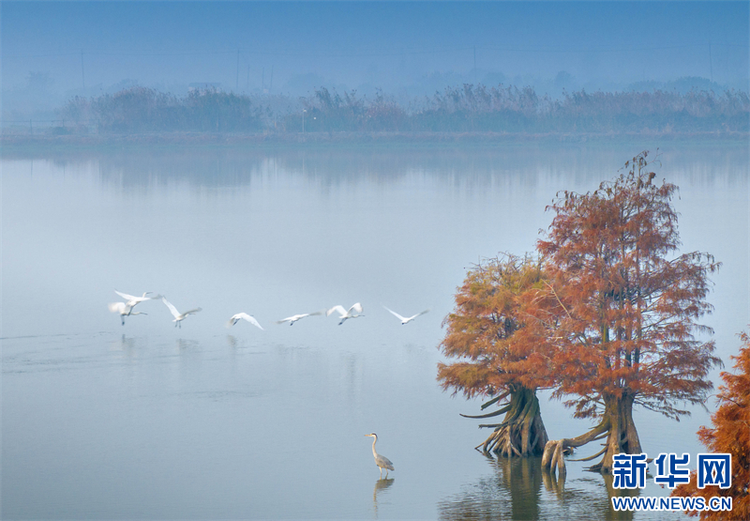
{"left": 2, "top": 142, "right": 748, "bottom": 520}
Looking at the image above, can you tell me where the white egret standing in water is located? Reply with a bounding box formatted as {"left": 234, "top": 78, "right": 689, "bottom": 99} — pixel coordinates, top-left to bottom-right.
{"left": 365, "top": 433, "right": 395, "bottom": 478}
{"left": 382, "top": 306, "right": 430, "bottom": 325}
{"left": 276, "top": 311, "right": 324, "bottom": 325}
{"left": 327, "top": 302, "right": 364, "bottom": 325}
{"left": 161, "top": 297, "right": 201, "bottom": 328}
{"left": 227, "top": 313, "right": 264, "bottom": 330}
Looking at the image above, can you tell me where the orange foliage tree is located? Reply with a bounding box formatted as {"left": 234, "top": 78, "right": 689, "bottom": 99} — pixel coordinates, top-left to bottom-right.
{"left": 538, "top": 151, "right": 722, "bottom": 474}
{"left": 438, "top": 254, "right": 560, "bottom": 457}
{"left": 672, "top": 330, "right": 750, "bottom": 520}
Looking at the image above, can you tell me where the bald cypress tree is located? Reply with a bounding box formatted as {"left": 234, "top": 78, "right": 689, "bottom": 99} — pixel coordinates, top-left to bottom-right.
{"left": 672, "top": 330, "right": 750, "bottom": 520}
{"left": 538, "top": 151, "right": 722, "bottom": 474}
{"left": 438, "top": 254, "right": 560, "bottom": 457}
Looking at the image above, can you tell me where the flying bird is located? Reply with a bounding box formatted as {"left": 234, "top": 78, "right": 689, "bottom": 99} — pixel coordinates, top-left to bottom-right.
{"left": 227, "top": 312, "right": 264, "bottom": 330}
{"left": 108, "top": 290, "right": 158, "bottom": 325}
{"left": 326, "top": 302, "right": 364, "bottom": 325}
{"left": 382, "top": 306, "right": 430, "bottom": 325}
{"left": 161, "top": 297, "right": 201, "bottom": 328}
{"left": 108, "top": 301, "right": 147, "bottom": 325}
{"left": 115, "top": 290, "right": 160, "bottom": 308}
{"left": 365, "top": 433, "right": 395, "bottom": 478}
{"left": 276, "top": 311, "right": 323, "bottom": 326}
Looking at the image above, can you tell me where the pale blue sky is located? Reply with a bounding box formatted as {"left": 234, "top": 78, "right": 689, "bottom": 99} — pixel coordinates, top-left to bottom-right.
{"left": 2, "top": 1, "right": 748, "bottom": 99}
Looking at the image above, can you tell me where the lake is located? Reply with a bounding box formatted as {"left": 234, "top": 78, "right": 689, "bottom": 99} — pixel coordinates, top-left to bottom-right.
{"left": 2, "top": 140, "right": 747, "bottom": 520}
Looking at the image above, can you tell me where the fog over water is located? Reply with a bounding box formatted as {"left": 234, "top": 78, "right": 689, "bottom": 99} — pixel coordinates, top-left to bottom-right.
{"left": 2, "top": 141, "right": 747, "bottom": 519}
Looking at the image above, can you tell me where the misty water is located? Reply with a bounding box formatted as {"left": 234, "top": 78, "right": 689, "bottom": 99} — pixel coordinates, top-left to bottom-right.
{"left": 2, "top": 141, "right": 748, "bottom": 520}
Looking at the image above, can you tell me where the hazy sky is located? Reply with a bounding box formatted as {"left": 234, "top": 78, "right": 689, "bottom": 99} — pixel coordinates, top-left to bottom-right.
{"left": 2, "top": 1, "right": 748, "bottom": 101}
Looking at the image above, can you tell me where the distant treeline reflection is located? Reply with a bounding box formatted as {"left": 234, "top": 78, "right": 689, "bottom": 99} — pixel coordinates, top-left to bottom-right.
{"left": 59, "top": 83, "right": 749, "bottom": 135}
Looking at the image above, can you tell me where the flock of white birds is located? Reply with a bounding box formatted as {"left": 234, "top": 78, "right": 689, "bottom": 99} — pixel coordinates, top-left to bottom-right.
{"left": 108, "top": 289, "right": 420, "bottom": 476}
{"left": 108, "top": 290, "right": 429, "bottom": 331}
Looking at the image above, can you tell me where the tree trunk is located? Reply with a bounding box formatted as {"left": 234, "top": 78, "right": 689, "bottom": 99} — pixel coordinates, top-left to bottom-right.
{"left": 542, "top": 391, "right": 642, "bottom": 475}
{"left": 468, "top": 387, "right": 549, "bottom": 457}
{"left": 589, "top": 392, "right": 642, "bottom": 473}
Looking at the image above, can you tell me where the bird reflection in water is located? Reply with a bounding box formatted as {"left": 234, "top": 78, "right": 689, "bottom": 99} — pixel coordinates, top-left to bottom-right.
{"left": 372, "top": 477, "right": 394, "bottom": 518}
{"left": 225, "top": 334, "right": 239, "bottom": 363}
{"left": 119, "top": 333, "right": 136, "bottom": 349}
{"left": 111, "top": 333, "right": 137, "bottom": 357}
{"left": 176, "top": 338, "right": 199, "bottom": 351}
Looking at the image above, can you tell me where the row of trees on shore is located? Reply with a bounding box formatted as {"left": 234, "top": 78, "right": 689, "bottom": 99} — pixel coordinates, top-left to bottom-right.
{"left": 58, "top": 84, "right": 749, "bottom": 134}
{"left": 437, "top": 151, "right": 747, "bottom": 518}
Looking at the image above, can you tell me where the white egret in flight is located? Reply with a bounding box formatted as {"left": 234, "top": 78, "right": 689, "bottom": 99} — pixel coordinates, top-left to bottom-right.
{"left": 327, "top": 302, "right": 364, "bottom": 325}
{"left": 276, "top": 311, "right": 324, "bottom": 326}
{"left": 115, "top": 290, "right": 160, "bottom": 308}
{"left": 382, "top": 306, "right": 430, "bottom": 325}
{"left": 227, "top": 312, "right": 264, "bottom": 330}
{"left": 108, "top": 301, "right": 146, "bottom": 325}
{"left": 365, "top": 433, "right": 395, "bottom": 478}
{"left": 108, "top": 290, "right": 158, "bottom": 325}
{"left": 161, "top": 297, "right": 201, "bottom": 328}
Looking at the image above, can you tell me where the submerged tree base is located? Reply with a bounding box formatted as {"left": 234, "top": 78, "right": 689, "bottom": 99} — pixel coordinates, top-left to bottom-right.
{"left": 466, "top": 387, "right": 549, "bottom": 458}
{"left": 542, "top": 393, "right": 643, "bottom": 475}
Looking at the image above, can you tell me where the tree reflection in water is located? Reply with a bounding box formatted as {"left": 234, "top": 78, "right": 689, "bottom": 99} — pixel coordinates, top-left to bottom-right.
{"left": 438, "top": 455, "right": 638, "bottom": 521}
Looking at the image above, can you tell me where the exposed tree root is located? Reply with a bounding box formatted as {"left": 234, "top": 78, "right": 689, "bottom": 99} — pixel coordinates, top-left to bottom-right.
{"left": 471, "top": 387, "right": 549, "bottom": 458}
{"left": 568, "top": 445, "right": 607, "bottom": 462}
{"left": 541, "top": 419, "right": 609, "bottom": 476}
{"left": 542, "top": 393, "right": 644, "bottom": 475}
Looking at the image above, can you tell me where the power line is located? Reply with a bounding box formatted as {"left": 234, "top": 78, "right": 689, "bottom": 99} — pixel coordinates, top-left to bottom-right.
{"left": 477, "top": 43, "right": 745, "bottom": 54}
{"left": 5, "top": 42, "right": 746, "bottom": 60}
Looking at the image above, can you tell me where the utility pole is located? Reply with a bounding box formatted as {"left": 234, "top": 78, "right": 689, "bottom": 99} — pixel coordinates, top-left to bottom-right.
{"left": 473, "top": 46, "right": 477, "bottom": 84}
{"left": 80, "top": 49, "right": 85, "bottom": 90}
{"left": 269, "top": 65, "right": 274, "bottom": 92}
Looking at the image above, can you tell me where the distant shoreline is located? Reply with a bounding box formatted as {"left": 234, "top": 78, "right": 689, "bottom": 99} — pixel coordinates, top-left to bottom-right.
{"left": 2, "top": 130, "right": 748, "bottom": 154}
